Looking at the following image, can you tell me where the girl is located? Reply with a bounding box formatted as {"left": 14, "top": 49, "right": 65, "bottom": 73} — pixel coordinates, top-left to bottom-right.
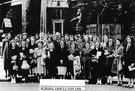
{"left": 34, "top": 41, "right": 46, "bottom": 81}
{"left": 112, "top": 39, "right": 124, "bottom": 86}
{"left": 68, "top": 41, "right": 81, "bottom": 79}
{"left": 105, "top": 39, "right": 115, "bottom": 84}
{"left": 9, "top": 40, "right": 19, "bottom": 83}
{"left": 28, "top": 37, "right": 37, "bottom": 76}
{"left": 82, "top": 42, "right": 92, "bottom": 81}
{"left": 19, "top": 41, "right": 29, "bottom": 82}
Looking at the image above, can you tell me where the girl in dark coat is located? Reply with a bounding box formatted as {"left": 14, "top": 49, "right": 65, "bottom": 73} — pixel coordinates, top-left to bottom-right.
{"left": 123, "top": 36, "right": 135, "bottom": 88}
{"left": 28, "top": 37, "right": 37, "bottom": 75}
{"left": 18, "top": 41, "right": 29, "bottom": 82}
{"left": 105, "top": 39, "right": 115, "bottom": 84}
{"left": 90, "top": 41, "right": 106, "bottom": 85}
{"left": 9, "top": 40, "right": 19, "bottom": 83}
{"left": 82, "top": 42, "right": 92, "bottom": 80}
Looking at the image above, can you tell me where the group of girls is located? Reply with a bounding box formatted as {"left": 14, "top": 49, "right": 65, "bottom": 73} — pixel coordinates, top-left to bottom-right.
{"left": 2, "top": 32, "right": 135, "bottom": 88}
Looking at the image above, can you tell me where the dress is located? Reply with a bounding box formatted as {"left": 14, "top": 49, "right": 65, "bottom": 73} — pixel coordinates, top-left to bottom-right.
{"left": 105, "top": 46, "right": 115, "bottom": 76}
{"left": 82, "top": 48, "right": 92, "bottom": 79}
{"left": 18, "top": 46, "right": 29, "bottom": 77}
{"left": 34, "top": 47, "right": 46, "bottom": 74}
{"left": 68, "top": 48, "right": 80, "bottom": 76}
{"left": 111, "top": 45, "right": 124, "bottom": 75}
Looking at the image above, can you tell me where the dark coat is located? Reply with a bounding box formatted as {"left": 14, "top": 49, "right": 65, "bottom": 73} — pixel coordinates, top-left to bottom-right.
{"left": 59, "top": 47, "right": 69, "bottom": 67}
{"left": 90, "top": 48, "right": 106, "bottom": 78}
{"left": 123, "top": 44, "right": 135, "bottom": 78}
{"left": 3, "top": 40, "right": 10, "bottom": 70}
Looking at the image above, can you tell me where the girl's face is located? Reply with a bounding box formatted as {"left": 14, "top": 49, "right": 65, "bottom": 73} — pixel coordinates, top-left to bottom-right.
{"left": 22, "top": 35, "right": 27, "bottom": 40}
{"left": 70, "top": 37, "right": 74, "bottom": 41}
{"left": 127, "top": 37, "right": 131, "bottom": 44}
{"left": 116, "top": 40, "right": 120, "bottom": 46}
{"left": 85, "top": 43, "right": 90, "bottom": 49}
{"left": 38, "top": 42, "right": 43, "bottom": 48}
{"left": 93, "top": 37, "right": 97, "bottom": 42}
{"left": 95, "top": 42, "right": 100, "bottom": 48}
{"left": 26, "top": 38, "right": 30, "bottom": 43}
{"left": 84, "top": 37, "right": 88, "bottom": 42}
{"left": 108, "top": 40, "right": 113, "bottom": 47}
{"left": 48, "top": 37, "right": 52, "bottom": 43}
{"left": 11, "top": 42, "right": 16, "bottom": 48}
{"left": 49, "top": 43, "right": 54, "bottom": 49}
{"left": 31, "top": 38, "right": 35, "bottom": 44}
{"left": 61, "top": 37, "right": 65, "bottom": 41}
{"left": 65, "top": 36, "right": 69, "bottom": 42}
{"left": 104, "top": 37, "right": 108, "bottom": 42}
{"left": 22, "top": 42, "right": 26, "bottom": 47}
{"left": 7, "top": 33, "right": 11, "bottom": 39}
{"left": 35, "top": 34, "right": 39, "bottom": 39}
{"left": 15, "top": 37, "right": 19, "bottom": 42}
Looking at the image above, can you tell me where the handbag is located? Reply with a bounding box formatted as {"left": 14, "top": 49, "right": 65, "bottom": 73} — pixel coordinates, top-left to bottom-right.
{"left": 30, "top": 59, "right": 37, "bottom": 68}
{"left": 21, "top": 60, "right": 30, "bottom": 70}
{"left": 13, "top": 64, "right": 18, "bottom": 71}
{"left": 118, "top": 60, "right": 122, "bottom": 71}
{"left": 111, "top": 58, "right": 117, "bottom": 74}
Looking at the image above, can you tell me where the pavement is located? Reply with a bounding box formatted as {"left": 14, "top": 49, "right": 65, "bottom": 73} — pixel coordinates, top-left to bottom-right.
{"left": 0, "top": 56, "right": 135, "bottom": 91}
{"left": 0, "top": 82, "right": 135, "bottom": 91}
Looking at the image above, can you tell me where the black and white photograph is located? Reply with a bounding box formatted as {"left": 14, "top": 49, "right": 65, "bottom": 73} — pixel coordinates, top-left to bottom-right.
{"left": 0, "top": 0, "right": 135, "bottom": 91}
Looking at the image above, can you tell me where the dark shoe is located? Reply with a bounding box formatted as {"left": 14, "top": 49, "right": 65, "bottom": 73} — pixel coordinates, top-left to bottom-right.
{"left": 124, "top": 85, "right": 129, "bottom": 88}
{"left": 129, "top": 85, "right": 134, "bottom": 88}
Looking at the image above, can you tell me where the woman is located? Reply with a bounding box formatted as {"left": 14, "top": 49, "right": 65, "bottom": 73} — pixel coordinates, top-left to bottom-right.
{"left": 90, "top": 41, "right": 106, "bottom": 85}
{"left": 58, "top": 40, "right": 69, "bottom": 79}
{"left": 68, "top": 41, "right": 81, "bottom": 79}
{"left": 9, "top": 40, "right": 19, "bottom": 83}
{"left": 82, "top": 42, "right": 92, "bottom": 80}
{"left": 34, "top": 41, "right": 46, "bottom": 80}
{"left": 123, "top": 36, "right": 135, "bottom": 88}
{"left": 105, "top": 39, "right": 115, "bottom": 84}
{"left": 47, "top": 42, "right": 59, "bottom": 79}
{"left": 112, "top": 39, "right": 124, "bottom": 86}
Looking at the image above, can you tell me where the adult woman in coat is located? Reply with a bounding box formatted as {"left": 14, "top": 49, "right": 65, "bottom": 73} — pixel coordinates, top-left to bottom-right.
{"left": 123, "top": 36, "right": 135, "bottom": 88}
{"left": 90, "top": 41, "right": 106, "bottom": 85}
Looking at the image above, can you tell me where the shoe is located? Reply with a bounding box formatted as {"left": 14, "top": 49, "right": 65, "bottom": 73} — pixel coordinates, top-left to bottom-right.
{"left": 124, "top": 85, "right": 129, "bottom": 88}
{"left": 22, "top": 78, "right": 25, "bottom": 81}
{"left": 11, "top": 79, "right": 13, "bottom": 83}
{"left": 13, "top": 79, "right": 16, "bottom": 83}
{"left": 129, "top": 85, "right": 134, "bottom": 88}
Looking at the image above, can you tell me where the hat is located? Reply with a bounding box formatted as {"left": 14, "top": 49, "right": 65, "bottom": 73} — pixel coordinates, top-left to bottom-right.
{"left": 36, "top": 39, "right": 44, "bottom": 45}
{"left": 22, "top": 33, "right": 28, "bottom": 36}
